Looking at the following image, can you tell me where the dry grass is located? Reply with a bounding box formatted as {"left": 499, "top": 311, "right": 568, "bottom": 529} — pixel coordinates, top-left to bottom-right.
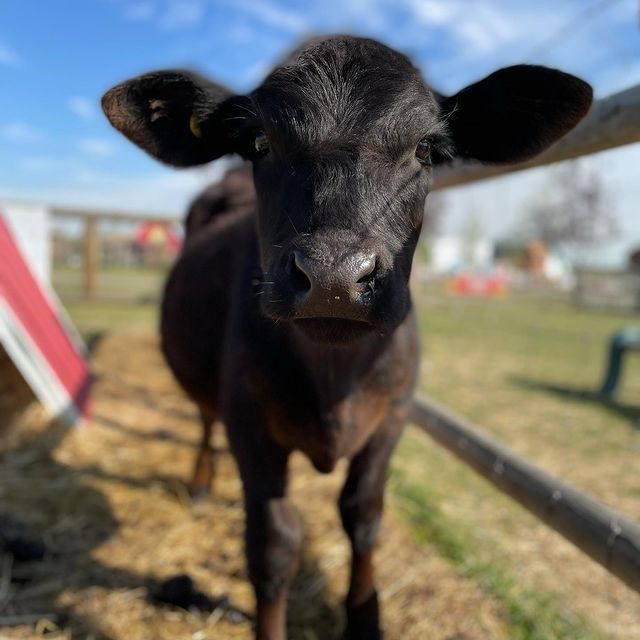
{"left": 0, "top": 329, "right": 518, "bottom": 640}
{"left": 406, "top": 289, "right": 640, "bottom": 640}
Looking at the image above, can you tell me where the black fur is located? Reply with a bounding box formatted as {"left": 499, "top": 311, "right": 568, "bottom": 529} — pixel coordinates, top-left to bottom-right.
{"left": 103, "top": 35, "right": 592, "bottom": 640}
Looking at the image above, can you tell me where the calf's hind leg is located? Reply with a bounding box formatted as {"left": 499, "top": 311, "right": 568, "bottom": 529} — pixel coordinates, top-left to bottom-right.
{"left": 339, "top": 409, "right": 406, "bottom": 640}
{"left": 188, "top": 406, "right": 217, "bottom": 499}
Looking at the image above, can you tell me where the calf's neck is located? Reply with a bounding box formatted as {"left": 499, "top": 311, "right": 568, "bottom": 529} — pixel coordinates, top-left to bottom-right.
{"left": 103, "top": 35, "right": 592, "bottom": 640}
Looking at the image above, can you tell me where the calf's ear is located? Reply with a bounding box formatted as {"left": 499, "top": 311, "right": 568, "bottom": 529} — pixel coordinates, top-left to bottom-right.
{"left": 439, "top": 65, "right": 593, "bottom": 164}
{"left": 102, "top": 70, "right": 251, "bottom": 167}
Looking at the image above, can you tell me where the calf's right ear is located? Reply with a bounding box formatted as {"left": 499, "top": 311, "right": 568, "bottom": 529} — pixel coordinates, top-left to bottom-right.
{"left": 102, "top": 70, "right": 252, "bottom": 167}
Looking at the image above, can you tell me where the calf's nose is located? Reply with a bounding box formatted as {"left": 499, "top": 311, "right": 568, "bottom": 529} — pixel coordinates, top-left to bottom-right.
{"left": 290, "top": 250, "right": 377, "bottom": 317}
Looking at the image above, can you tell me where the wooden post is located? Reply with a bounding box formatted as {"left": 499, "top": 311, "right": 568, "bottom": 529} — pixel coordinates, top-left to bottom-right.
{"left": 83, "top": 217, "right": 99, "bottom": 299}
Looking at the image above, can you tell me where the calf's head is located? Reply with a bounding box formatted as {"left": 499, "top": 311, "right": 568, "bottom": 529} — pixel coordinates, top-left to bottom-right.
{"left": 103, "top": 36, "right": 592, "bottom": 344}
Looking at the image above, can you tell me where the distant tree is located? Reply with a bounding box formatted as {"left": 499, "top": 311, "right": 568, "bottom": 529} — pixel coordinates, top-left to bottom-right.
{"left": 521, "top": 161, "right": 617, "bottom": 248}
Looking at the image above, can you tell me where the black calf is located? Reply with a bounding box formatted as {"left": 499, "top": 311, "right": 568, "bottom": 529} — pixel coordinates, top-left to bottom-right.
{"left": 103, "top": 35, "right": 592, "bottom": 639}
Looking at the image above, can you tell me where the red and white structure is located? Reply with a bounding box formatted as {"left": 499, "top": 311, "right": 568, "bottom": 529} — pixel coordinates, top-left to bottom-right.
{"left": 134, "top": 220, "right": 181, "bottom": 257}
{"left": 0, "top": 205, "right": 91, "bottom": 423}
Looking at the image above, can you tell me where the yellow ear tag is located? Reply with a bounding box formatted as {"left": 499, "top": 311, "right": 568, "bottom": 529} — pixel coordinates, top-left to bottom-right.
{"left": 189, "top": 114, "right": 202, "bottom": 139}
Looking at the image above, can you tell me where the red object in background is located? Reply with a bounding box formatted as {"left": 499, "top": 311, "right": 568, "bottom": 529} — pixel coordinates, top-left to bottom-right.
{"left": 448, "top": 272, "right": 507, "bottom": 297}
{"left": 0, "top": 214, "right": 91, "bottom": 421}
{"left": 134, "top": 221, "right": 181, "bottom": 256}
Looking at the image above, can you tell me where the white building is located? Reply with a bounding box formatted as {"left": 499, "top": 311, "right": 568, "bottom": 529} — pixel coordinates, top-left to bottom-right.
{"left": 426, "top": 235, "right": 494, "bottom": 274}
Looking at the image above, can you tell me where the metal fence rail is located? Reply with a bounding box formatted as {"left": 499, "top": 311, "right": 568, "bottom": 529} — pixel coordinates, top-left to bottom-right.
{"left": 433, "top": 84, "right": 640, "bottom": 190}
{"left": 410, "top": 396, "right": 640, "bottom": 593}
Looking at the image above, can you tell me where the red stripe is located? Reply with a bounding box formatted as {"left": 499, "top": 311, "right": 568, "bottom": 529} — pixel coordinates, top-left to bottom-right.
{"left": 0, "top": 214, "right": 91, "bottom": 418}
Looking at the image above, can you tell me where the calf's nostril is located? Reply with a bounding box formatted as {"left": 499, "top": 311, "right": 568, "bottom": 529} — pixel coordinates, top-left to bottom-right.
{"left": 290, "top": 251, "right": 312, "bottom": 294}
{"left": 355, "top": 255, "right": 377, "bottom": 285}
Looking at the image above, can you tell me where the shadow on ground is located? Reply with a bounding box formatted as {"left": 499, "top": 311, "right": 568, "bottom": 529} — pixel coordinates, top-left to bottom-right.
{"left": 0, "top": 419, "right": 144, "bottom": 639}
{"left": 0, "top": 414, "right": 344, "bottom": 639}
{"left": 2, "top": 329, "right": 528, "bottom": 639}
{"left": 510, "top": 375, "right": 640, "bottom": 429}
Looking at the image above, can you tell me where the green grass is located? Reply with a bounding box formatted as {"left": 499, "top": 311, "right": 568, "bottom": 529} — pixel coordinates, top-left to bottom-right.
{"left": 389, "top": 285, "right": 640, "bottom": 639}
{"left": 391, "top": 466, "right": 602, "bottom": 640}
{"left": 53, "top": 265, "right": 163, "bottom": 337}
{"left": 53, "top": 264, "right": 168, "bottom": 301}
{"left": 412, "top": 286, "right": 640, "bottom": 485}
{"left": 62, "top": 301, "right": 157, "bottom": 338}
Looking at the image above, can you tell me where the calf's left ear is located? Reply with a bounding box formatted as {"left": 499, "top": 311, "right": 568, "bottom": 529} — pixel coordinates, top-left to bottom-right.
{"left": 102, "top": 70, "right": 250, "bottom": 167}
{"left": 439, "top": 65, "right": 593, "bottom": 164}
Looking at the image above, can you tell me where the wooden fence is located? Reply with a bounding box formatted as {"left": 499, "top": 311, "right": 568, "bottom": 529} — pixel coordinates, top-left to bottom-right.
{"left": 51, "top": 206, "right": 180, "bottom": 300}
{"left": 574, "top": 270, "right": 640, "bottom": 312}
{"left": 414, "top": 82, "right": 640, "bottom": 593}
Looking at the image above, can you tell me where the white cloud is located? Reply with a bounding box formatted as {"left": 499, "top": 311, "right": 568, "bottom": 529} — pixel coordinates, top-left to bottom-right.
{"left": 2, "top": 121, "right": 44, "bottom": 143}
{"left": 123, "top": 1, "right": 156, "bottom": 21}
{"left": 416, "top": 2, "right": 518, "bottom": 56}
{"left": 0, "top": 161, "right": 231, "bottom": 216}
{"left": 73, "top": 168, "right": 106, "bottom": 183}
{"left": 19, "top": 156, "right": 57, "bottom": 171}
{"left": 0, "top": 42, "right": 22, "bottom": 68}
{"left": 392, "top": 0, "right": 604, "bottom": 77}
{"left": 77, "top": 138, "right": 116, "bottom": 157}
{"left": 339, "top": 0, "right": 387, "bottom": 32}
{"left": 454, "top": 21, "right": 496, "bottom": 55}
{"left": 227, "top": 22, "right": 253, "bottom": 44}
{"left": 158, "top": 0, "right": 208, "bottom": 30}
{"left": 233, "top": 0, "right": 309, "bottom": 35}
{"left": 116, "top": 0, "right": 207, "bottom": 30}
{"left": 404, "top": 0, "right": 455, "bottom": 26}
{"left": 69, "top": 96, "right": 97, "bottom": 120}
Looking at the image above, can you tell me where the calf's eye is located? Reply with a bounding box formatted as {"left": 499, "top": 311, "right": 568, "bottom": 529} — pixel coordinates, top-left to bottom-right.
{"left": 254, "top": 131, "right": 270, "bottom": 157}
{"left": 415, "top": 137, "right": 432, "bottom": 163}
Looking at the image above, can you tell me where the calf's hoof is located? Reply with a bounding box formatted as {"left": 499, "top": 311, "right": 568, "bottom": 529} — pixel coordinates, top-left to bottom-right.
{"left": 343, "top": 591, "right": 382, "bottom": 640}
{"left": 187, "top": 483, "right": 211, "bottom": 502}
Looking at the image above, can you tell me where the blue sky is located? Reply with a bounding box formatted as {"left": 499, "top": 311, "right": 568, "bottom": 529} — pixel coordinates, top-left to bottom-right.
{"left": 1, "top": 0, "right": 639, "bottom": 263}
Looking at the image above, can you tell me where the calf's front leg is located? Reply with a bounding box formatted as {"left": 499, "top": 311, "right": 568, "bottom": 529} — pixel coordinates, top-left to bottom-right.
{"left": 339, "top": 407, "right": 406, "bottom": 640}
{"left": 228, "top": 410, "right": 301, "bottom": 640}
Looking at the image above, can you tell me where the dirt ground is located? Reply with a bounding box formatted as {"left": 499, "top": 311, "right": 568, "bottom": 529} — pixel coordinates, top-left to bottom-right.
{"left": 0, "top": 329, "right": 517, "bottom": 640}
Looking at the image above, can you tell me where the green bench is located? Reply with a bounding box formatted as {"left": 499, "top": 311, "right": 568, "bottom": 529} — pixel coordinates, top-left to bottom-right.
{"left": 599, "top": 327, "right": 640, "bottom": 398}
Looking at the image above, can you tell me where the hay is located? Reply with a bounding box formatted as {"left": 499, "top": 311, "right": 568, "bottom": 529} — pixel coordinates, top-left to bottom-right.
{"left": 0, "top": 345, "right": 34, "bottom": 426}
{"left": 0, "top": 329, "right": 510, "bottom": 639}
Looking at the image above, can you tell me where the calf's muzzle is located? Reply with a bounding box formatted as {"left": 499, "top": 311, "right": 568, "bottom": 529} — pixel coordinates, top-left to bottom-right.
{"left": 290, "top": 249, "right": 378, "bottom": 321}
